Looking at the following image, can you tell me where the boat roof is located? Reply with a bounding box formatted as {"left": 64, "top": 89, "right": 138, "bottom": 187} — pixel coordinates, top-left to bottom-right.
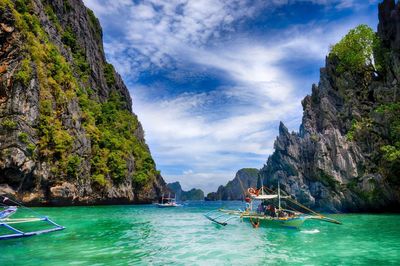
{"left": 251, "top": 194, "right": 290, "bottom": 200}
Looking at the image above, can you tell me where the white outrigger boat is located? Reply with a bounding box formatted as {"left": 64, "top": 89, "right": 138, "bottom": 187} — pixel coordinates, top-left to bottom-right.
{"left": 0, "top": 195, "right": 65, "bottom": 240}
{"left": 155, "top": 193, "right": 182, "bottom": 208}
{"left": 204, "top": 184, "right": 341, "bottom": 229}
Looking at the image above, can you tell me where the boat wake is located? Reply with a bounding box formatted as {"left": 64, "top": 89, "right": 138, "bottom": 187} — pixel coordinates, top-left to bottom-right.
{"left": 300, "top": 229, "right": 320, "bottom": 234}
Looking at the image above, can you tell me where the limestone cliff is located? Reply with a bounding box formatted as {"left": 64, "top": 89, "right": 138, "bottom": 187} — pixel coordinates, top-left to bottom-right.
{"left": 259, "top": 0, "right": 400, "bottom": 212}
{"left": 0, "top": 0, "right": 168, "bottom": 205}
{"left": 167, "top": 182, "right": 204, "bottom": 201}
{"left": 206, "top": 168, "right": 259, "bottom": 201}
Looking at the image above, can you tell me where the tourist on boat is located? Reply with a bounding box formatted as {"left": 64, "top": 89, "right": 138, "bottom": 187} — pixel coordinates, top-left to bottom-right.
{"left": 257, "top": 203, "right": 263, "bottom": 214}
{"left": 266, "top": 205, "right": 277, "bottom": 217}
{"left": 261, "top": 202, "right": 269, "bottom": 215}
{"left": 278, "top": 210, "right": 288, "bottom": 218}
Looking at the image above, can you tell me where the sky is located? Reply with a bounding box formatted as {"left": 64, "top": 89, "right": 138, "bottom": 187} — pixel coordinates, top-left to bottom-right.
{"left": 83, "top": 0, "right": 379, "bottom": 193}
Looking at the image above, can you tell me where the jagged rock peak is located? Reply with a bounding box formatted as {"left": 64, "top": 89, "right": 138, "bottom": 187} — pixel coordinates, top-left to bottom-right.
{"left": 259, "top": 0, "right": 400, "bottom": 212}
{"left": 278, "top": 121, "right": 289, "bottom": 136}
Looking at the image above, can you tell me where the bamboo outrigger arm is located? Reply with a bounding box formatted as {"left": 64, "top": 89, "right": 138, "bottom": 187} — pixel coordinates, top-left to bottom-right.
{"left": 308, "top": 215, "right": 342, "bottom": 225}
{"left": 0, "top": 216, "right": 65, "bottom": 240}
{"left": 0, "top": 196, "right": 65, "bottom": 240}
{"left": 203, "top": 210, "right": 238, "bottom": 226}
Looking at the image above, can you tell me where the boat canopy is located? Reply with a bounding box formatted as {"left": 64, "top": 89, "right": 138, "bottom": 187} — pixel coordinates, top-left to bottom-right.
{"left": 251, "top": 194, "right": 290, "bottom": 200}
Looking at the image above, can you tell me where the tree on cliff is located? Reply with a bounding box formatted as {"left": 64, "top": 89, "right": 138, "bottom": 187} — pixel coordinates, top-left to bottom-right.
{"left": 329, "top": 24, "right": 383, "bottom": 74}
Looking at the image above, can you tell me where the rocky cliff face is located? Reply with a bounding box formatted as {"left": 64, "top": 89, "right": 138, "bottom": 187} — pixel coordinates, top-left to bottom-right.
{"left": 0, "top": 0, "right": 168, "bottom": 205}
{"left": 167, "top": 182, "right": 204, "bottom": 201}
{"left": 206, "top": 168, "right": 259, "bottom": 200}
{"left": 259, "top": 0, "right": 400, "bottom": 212}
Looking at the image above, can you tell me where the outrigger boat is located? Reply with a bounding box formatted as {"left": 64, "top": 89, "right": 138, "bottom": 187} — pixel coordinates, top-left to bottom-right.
{"left": 204, "top": 183, "right": 341, "bottom": 229}
{"left": 155, "top": 193, "right": 182, "bottom": 208}
{"left": 0, "top": 195, "right": 65, "bottom": 240}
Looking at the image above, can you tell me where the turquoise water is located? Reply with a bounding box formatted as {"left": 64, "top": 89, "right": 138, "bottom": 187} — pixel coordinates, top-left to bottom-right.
{"left": 1, "top": 201, "right": 400, "bottom": 265}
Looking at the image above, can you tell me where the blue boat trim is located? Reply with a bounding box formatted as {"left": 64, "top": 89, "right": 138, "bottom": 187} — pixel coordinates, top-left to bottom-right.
{"left": 0, "top": 218, "right": 65, "bottom": 240}
{"left": 0, "top": 197, "right": 66, "bottom": 240}
{"left": 203, "top": 210, "right": 238, "bottom": 226}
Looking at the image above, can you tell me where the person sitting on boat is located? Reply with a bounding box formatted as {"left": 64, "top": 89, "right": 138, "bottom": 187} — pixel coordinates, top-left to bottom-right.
{"left": 263, "top": 204, "right": 269, "bottom": 216}
{"left": 266, "top": 205, "right": 277, "bottom": 217}
{"left": 263, "top": 204, "right": 268, "bottom": 214}
{"left": 278, "top": 210, "right": 288, "bottom": 218}
{"left": 265, "top": 205, "right": 270, "bottom": 215}
{"left": 257, "top": 203, "right": 263, "bottom": 214}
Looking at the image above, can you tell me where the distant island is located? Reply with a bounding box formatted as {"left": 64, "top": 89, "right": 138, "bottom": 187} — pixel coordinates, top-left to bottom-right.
{"left": 167, "top": 182, "right": 204, "bottom": 201}
{"left": 206, "top": 168, "right": 259, "bottom": 201}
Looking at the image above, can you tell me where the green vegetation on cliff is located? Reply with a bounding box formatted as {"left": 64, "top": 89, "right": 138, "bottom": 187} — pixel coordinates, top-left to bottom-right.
{"left": 5, "top": 0, "right": 158, "bottom": 189}
{"left": 329, "top": 24, "right": 381, "bottom": 73}
{"left": 376, "top": 103, "right": 400, "bottom": 184}
{"left": 331, "top": 24, "right": 400, "bottom": 187}
{"left": 78, "top": 90, "right": 158, "bottom": 187}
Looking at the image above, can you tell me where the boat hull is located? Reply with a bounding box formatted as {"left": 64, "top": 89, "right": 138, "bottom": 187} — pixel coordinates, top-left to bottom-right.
{"left": 242, "top": 216, "right": 305, "bottom": 229}
{"left": 155, "top": 203, "right": 181, "bottom": 208}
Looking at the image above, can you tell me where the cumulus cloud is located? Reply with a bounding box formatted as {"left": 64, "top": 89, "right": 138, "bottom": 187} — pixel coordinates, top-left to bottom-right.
{"left": 83, "top": 0, "right": 378, "bottom": 192}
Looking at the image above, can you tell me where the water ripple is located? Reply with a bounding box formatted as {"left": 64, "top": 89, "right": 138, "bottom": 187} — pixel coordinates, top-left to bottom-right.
{"left": 1, "top": 202, "right": 400, "bottom": 265}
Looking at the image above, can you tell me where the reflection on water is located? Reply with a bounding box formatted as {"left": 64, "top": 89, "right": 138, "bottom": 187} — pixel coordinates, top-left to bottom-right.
{"left": 1, "top": 202, "right": 400, "bottom": 265}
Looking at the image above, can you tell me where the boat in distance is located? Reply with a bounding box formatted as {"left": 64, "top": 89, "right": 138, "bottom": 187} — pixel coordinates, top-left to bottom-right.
{"left": 155, "top": 193, "right": 182, "bottom": 208}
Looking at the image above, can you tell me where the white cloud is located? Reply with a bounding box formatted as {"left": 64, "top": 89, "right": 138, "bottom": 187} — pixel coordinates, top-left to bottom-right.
{"left": 83, "top": 0, "right": 133, "bottom": 16}
{"left": 83, "top": 0, "right": 378, "bottom": 193}
{"left": 84, "top": 0, "right": 374, "bottom": 77}
{"left": 84, "top": 0, "right": 287, "bottom": 76}
{"left": 166, "top": 171, "right": 234, "bottom": 192}
{"left": 131, "top": 47, "right": 302, "bottom": 193}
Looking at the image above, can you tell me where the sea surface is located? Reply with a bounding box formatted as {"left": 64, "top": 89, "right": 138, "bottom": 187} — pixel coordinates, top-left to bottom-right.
{"left": 1, "top": 201, "right": 399, "bottom": 265}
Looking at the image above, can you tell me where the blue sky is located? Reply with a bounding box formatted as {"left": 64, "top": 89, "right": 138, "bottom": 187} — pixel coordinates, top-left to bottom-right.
{"left": 83, "top": 0, "right": 379, "bottom": 193}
